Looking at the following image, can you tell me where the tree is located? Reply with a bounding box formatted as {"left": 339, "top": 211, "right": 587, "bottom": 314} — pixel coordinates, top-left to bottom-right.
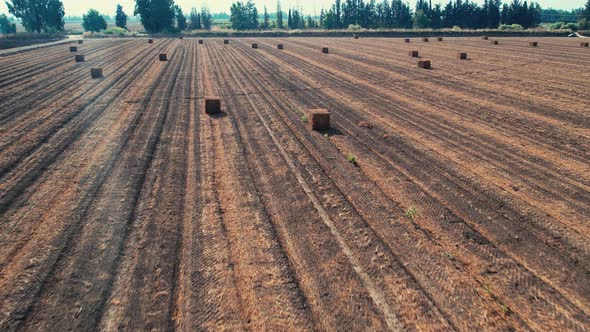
{"left": 188, "top": 7, "right": 200, "bottom": 29}
{"left": 82, "top": 9, "right": 107, "bottom": 32}
{"left": 175, "top": 5, "right": 187, "bottom": 30}
{"left": 134, "top": 0, "right": 176, "bottom": 33}
{"left": 115, "top": 4, "right": 128, "bottom": 29}
{"left": 6, "top": 0, "right": 48, "bottom": 32}
{"left": 276, "top": 1, "right": 283, "bottom": 28}
{"left": 230, "top": 0, "right": 258, "bottom": 30}
{"left": 0, "top": 14, "right": 17, "bottom": 34}
{"left": 201, "top": 7, "right": 213, "bottom": 30}
{"left": 46, "top": 0, "right": 64, "bottom": 31}
{"left": 263, "top": 6, "right": 270, "bottom": 29}
{"left": 413, "top": 9, "right": 430, "bottom": 28}
{"left": 584, "top": 0, "right": 590, "bottom": 20}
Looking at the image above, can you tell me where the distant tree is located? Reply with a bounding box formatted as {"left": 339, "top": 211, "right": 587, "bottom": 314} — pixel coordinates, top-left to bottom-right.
{"left": 584, "top": 0, "right": 590, "bottom": 20}
{"left": 201, "top": 7, "right": 213, "bottom": 30}
{"left": 6, "top": 0, "right": 48, "bottom": 32}
{"left": 230, "top": 0, "right": 258, "bottom": 30}
{"left": 413, "top": 9, "right": 430, "bottom": 28}
{"left": 188, "top": 7, "right": 200, "bottom": 29}
{"left": 0, "top": 13, "right": 17, "bottom": 34}
{"left": 134, "top": 0, "right": 176, "bottom": 33}
{"left": 82, "top": 9, "right": 107, "bottom": 32}
{"left": 46, "top": 0, "right": 64, "bottom": 31}
{"left": 276, "top": 1, "right": 283, "bottom": 28}
{"left": 263, "top": 6, "right": 270, "bottom": 29}
{"left": 175, "top": 5, "right": 187, "bottom": 30}
{"left": 115, "top": 4, "right": 128, "bottom": 29}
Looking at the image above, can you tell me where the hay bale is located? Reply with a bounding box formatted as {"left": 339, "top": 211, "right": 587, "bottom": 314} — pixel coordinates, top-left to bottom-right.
{"left": 437, "top": 37, "right": 443, "bottom": 41}
{"left": 353, "top": 34, "right": 359, "bottom": 39}
{"left": 69, "top": 46, "right": 77, "bottom": 52}
{"left": 205, "top": 99, "right": 221, "bottom": 115}
{"left": 581, "top": 42, "right": 589, "bottom": 47}
{"left": 224, "top": 39, "right": 229, "bottom": 44}
{"left": 492, "top": 40, "right": 499, "bottom": 45}
{"left": 78, "top": 40, "right": 83, "bottom": 45}
{"left": 75, "top": 54, "right": 85, "bottom": 62}
{"left": 404, "top": 38, "right": 410, "bottom": 43}
{"left": 198, "top": 39, "right": 204, "bottom": 44}
{"left": 530, "top": 41, "right": 538, "bottom": 47}
{"left": 90, "top": 68, "right": 102, "bottom": 78}
{"left": 252, "top": 43, "right": 258, "bottom": 49}
{"left": 308, "top": 109, "right": 330, "bottom": 131}
{"left": 322, "top": 47, "right": 329, "bottom": 54}
{"left": 409, "top": 50, "right": 419, "bottom": 57}
{"left": 179, "top": 36, "right": 184, "bottom": 40}
{"left": 277, "top": 43, "right": 284, "bottom": 49}
{"left": 148, "top": 39, "right": 154, "bottom": 44}
{"left": 482, "top": 36, "right": 489, "bottom": 40}
{"left": 418, "top": 60, "right": 431, "bottom": 69}
{"left": 457, "top": 52, "right": 467, "bottom": 60}
{"left": 159, "top": 53, "right": 168, "bottom": 61}
{"left": 422, "top": 37, "right": 429, "bottom": 42}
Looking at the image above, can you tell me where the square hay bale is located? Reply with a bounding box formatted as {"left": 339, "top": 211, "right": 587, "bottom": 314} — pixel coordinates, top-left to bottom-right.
{"left": 159, "top": 53, "right": 168, "bottom": 61}
{"left": 457, "top": 52, "right": 467, "bottom": 60}
{"left": 409, "top": 50, "right": 419, "bottom": 57}
{"left": 252, "top": 43, "right": 258, "bottom": 49}
{"left": 491, "top": 40, "right": 499, "bottom": 45}
{"left": 422, "top": 37, "right": 429, "bottom": 42}
{"left": 179, "top": 36, "right": 184, "bottom": 40}
{"left": 530, "top": 41, "right": 538, "bottom": 47}
{"left": 404, "top": 38, "right": 410, "bottom": 43}
{"left": 308, "top": 109, "right": 330, "bottom": 131}
{"left": 90, "top": 68, "right": 103, "bottom": 78}
{"left": 437, "top": 37, "right": 443, "bottom": 41}
{"left": 353, "top": 34, "right": 359, "bottom": 39}
{"left": 418, "top": 60, "right": 431, "bottom": 69}
{"left": 205, "top": 99, "right": 221, "bottom": 115}
{"left": 69, "top": 46, "right": 77, "bottom": 52}
{"left": 198, "top": 39, "right": 204, "bottom": 44}
{"left": 148, "top": 39, "right": 154, "bottom": 44}
{"left": 224, "top": 39, "right": 229, "bottom": 44}
{"left": 78, "top": 40, "right": 83, "bottom": 44}
{"left": 75, "top": 54, "right": 85, "bottom": 62}
{"left": 277, "top": 43, "right": 284, "bottom": 49}
{"left": 482, "top": 36, "right": 489, "bottom": 40}
{"left": 322, "top": 47, "right": 329, "bottom": 54}
{"left": 581, "top": 42, "right": 589, "bottom": 47}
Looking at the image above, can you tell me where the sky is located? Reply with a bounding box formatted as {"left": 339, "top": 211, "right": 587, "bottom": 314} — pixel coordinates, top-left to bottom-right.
{"left": 0, "top": 0, "right": 585, "bottom": 17}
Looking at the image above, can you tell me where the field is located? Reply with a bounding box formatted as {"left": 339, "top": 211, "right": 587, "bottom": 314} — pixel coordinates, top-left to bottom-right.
{"left": 0, "top": 37, "right": 589, "bottom": 331}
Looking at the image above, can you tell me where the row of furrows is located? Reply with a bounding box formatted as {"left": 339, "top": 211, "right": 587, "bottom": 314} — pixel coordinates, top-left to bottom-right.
{"left": 226, "top": 39, "right": 590, "bottom": 329}
{"left": 0, "top": 40, "right": 185, "bottom": 331}
{"left": 333, "top": 38, "right": 590, "bottom": 102}
{"left": 290, "top": 38, "right": 590, "bottom": 127}
{"left": 0, "top": 42, "right": 79, "bottom": 76}
{"left": 220, "top": 40, "right": 520, "bottom": 330}
{"left": 0, "top": 39, "right": 126, "bottom": 90}
{"left": 0, "top": 39, "right": 145, "bottom": 127}
{"left": 269, "top": 39, "right": 590, "bottom": 228}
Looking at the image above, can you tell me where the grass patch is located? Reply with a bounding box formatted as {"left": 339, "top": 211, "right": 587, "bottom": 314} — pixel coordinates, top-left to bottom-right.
{"left": 346, "top": 154, "right": 357, "bottom": 165}
{"left": 404, "top": 206, "right": 418, "bottom": 220}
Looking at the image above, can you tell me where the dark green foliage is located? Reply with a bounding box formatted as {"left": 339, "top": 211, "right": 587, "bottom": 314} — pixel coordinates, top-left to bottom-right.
{"left": 262, "top": 6, "right": 269, "bottom": 29}
{"left": 115, "top": 4, "right": 127, "bottom": 29}
{"left": 175, "top": 5, "right": 186, "bottom": 30}
{"left": 276, "top": 1, "right": 283, "bottom": 28}
{"left": 6, "top": 0, "right": 64, "bottom": 32}
{"left": 0, "top": 14, "right": 17, "bottom": 34}
{"left": 230, "top": 0, "right": 258, "bottom": 30}
{"left": 134, "top": 0, "right": 176, "bottom": 33}
{"left": 82, "top": 9, "right": 107, "bottom": 32}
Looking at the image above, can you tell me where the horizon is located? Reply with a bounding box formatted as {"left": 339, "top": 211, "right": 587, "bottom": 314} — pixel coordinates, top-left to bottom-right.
{"left": 0, "top": 0, "right": 584, "bottom": 17}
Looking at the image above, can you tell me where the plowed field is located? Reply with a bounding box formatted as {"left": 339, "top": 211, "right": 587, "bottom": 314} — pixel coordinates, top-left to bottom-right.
{"left": 0, "top": 37, "right": 589, "bottom": 331}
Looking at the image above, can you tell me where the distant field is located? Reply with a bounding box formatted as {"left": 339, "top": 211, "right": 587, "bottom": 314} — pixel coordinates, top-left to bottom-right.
{"left": 1, "top": 37, "right": 589, "bottom": 330}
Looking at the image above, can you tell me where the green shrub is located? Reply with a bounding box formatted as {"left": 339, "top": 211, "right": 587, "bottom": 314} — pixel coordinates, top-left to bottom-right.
{"left": 347, "top": 24, "right": 362, "bottom": 32}
{"left": 346, "top": 154, "right": 357, "bottom": 165}
{"left": 102, "top": 27, "right": 129, "bottom": 35}
{"left": 499, "top": 24, "right": 524, "bottom": 30}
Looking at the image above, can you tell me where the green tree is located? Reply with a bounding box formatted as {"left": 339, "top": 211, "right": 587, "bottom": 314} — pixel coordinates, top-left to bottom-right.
{"left": 201, "top": 7, "right": 213, "bottom": 30}
{"left": 584, "top": 0, "right": 590, "bottom": 20}
{"left": 134, "top": 0, "right": 176, "bottom": 33}
{"left": 0, "top": 13, "right": 17, "bottom": 34}
{"left": 188, "top": 7, "right": 200, "bottom": 29}
{"left": 175, "top": 5, "right": 186, "bottom": 30}
{"left": 276, "top": 1, "right": 283, "bottom": 28}
{"left": 413, "top": 9, "right": 430, "bottom": 28}
{"left": 6, "top": 0, "right": 49, "bottom": 32}
{"left": 82, "top": 9, "right": 107, "bottom": 32}
{"left": 115, "top": 4, "right": 127, "bottom": 29}
{"left": 46, "top": 0, "right": 64, "bottom": 31}
{"left": 230, "top": 0, "right": 258, "bottom": 30}
{"left": 262, "top": 6, "right": 269, "bottom": 29}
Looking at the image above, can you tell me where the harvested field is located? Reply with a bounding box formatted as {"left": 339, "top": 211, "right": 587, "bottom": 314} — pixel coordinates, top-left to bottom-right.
{"left": 0, "top": 37, "right": 589, "bottom": 331}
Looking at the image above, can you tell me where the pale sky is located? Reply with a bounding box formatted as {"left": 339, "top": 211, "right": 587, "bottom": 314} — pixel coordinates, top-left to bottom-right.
{"left": 0, "top": 0, "right": 585, "bottom": 17}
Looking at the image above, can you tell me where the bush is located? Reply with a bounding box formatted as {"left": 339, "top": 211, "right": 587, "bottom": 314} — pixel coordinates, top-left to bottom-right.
{"left": 579, "top": 19, "right": 589, "bottom": 31}
{"left": 102, "top": 27, "right": 129, "bottom": 35}
{"left": 347, "top": 24, "right": 362, "bottom": 32}
{"left": 499, "top": 24, "right": 524, "bottom": 30}
{"left": 566, "top": 23, "right": 579, "bottom": 31}
{"left": 452, "top": 25, "right": 462, "bottom": 31}
{"left": 549, "top": 22, "right": 566, "bottom": 30}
